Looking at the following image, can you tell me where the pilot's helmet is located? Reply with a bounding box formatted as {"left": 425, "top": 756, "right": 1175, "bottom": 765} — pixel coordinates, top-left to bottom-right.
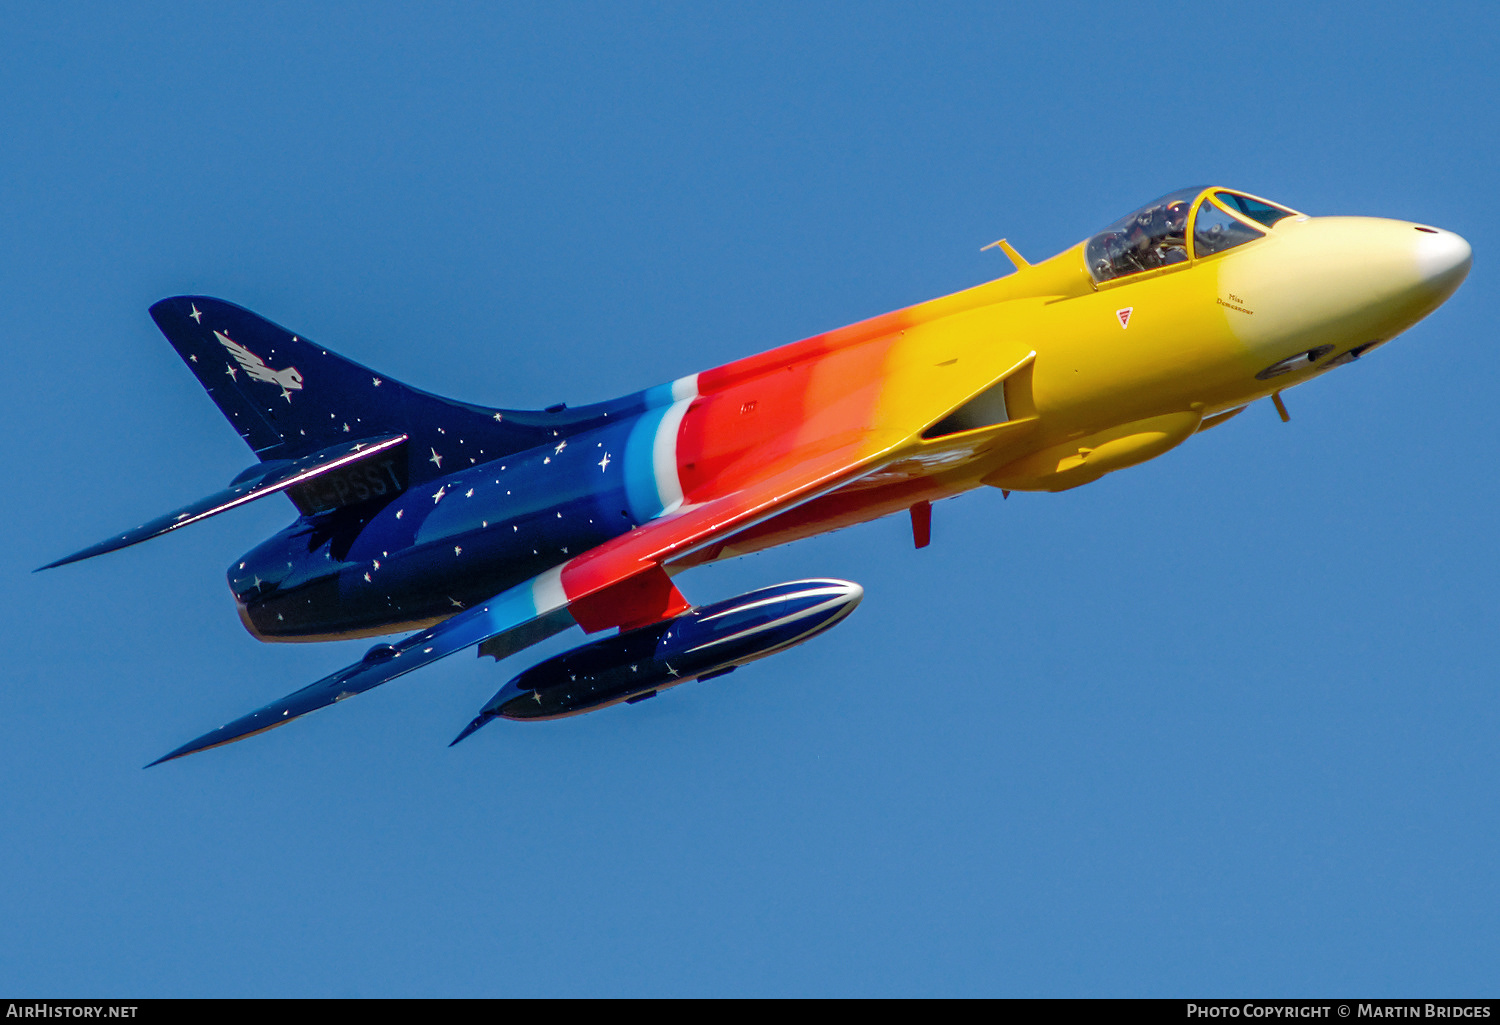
{"left": 1127, "top": 212, "right": 1155, "bottom": 245}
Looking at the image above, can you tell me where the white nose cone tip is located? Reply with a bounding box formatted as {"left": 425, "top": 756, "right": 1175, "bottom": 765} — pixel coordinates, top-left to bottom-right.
{"left": 1414, "top": 227, "right": 1472, "bottom": 295}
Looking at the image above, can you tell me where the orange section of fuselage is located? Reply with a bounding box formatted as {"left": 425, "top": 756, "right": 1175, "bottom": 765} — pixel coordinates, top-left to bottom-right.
{"left": 679, "top": 312, "right": 911, "bottom": 502}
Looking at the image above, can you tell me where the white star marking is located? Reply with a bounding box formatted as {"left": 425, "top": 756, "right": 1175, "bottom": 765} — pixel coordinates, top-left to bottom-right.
{"left": 429, "top": 448, "right": 443, "bottom": 469}
{"left": 543, "top": 456, "right": 550, "bottom": 465}
{"left": 450, "top": 597, "right": 464, "bottom": 608}
{"left": 465, "top": 488, "right": 474, "bottom": 498}
{"left": 493, "top": 412, "right": 504, "bottom": 422}
{"left": 225, "top": 364, "right": 238, "bottom": 381}
{"left": 666, "top": 663, "right": 678, "bottom": 677}
{"left": 554, "top": 439, "right": 567, "bottom": 455}
{"left": 432, "top": 486, "right": 446, "bottom": 503}
{"left": 189, "top": 354, "right": 197, "bottom": 362}
{"left": 373, "top": 377, "right": 382, "bottom": 387}
{"left": 533, "top": 690, "right": 543, "bottom": 703}
{"left": 454, "top": 545, "right": 462, "bottom": 556}
{"left": 599, "top": 452, "right": 611, "bottom": 471}
{"left": 189, "top": 304, "right": 202, "bottom": 323}
{"left": 396, "top": 509, "right": 404, "bottom": 519}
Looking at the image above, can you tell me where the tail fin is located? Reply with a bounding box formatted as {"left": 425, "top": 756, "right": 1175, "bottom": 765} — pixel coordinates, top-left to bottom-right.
{"left": 150, "top": 296, "right": 562, "bottom": 475}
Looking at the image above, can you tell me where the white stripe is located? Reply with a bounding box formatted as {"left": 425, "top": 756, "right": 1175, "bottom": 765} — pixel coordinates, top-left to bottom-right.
{"left": 530, "top": 565, "right": 567, "bottom": 613}
{"left": 669, "top": 373, "right": 699, "bottom": 403}
{"left": 652, "top": 396, "right": 693, "bottom": 515}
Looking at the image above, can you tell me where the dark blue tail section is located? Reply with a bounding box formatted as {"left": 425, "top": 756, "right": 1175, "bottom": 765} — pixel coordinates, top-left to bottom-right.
{"left": 150, "top": 296, "right": 576, "bottom": 483}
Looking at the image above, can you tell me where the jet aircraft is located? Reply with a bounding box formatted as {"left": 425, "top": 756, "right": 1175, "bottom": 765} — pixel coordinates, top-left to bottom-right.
{"left": 42, "top": 186, "right": 1472, "bottom": 764}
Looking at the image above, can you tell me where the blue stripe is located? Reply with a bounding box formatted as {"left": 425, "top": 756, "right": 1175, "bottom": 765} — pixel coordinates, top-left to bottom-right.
{"left": 622, "top": 405, "right": 668, "bottom": 524}
{"left": 472, "top": 579, "right": 545, "bottom": 638}
{"left": 641, "top": 382, "right": 677, "bottom": 409}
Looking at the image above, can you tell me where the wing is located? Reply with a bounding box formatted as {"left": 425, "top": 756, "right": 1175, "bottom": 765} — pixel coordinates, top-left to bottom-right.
{"left": 147, "top": 573, "right": 578, "bottom": 765}
{"left": 148, "top": 428, "right": 905, "bottom": 765}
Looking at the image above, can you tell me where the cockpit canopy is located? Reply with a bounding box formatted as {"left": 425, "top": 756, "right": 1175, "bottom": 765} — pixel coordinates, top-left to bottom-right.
{"left": 1085, "top": 187, "right": 1299, "bottom": 284}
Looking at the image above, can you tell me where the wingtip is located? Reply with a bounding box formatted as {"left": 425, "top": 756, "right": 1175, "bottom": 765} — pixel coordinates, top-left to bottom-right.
{"left": 144, "top": 742, "right": 201, "bottom": 768}
{"left": 144, "top": 738, "right": 211, "bottom": 768}
{"left": 37, "top": 548, "right": 92, "bottom": 571}
{"left": 145, "top": 714, "right": 298, "bottom": 767}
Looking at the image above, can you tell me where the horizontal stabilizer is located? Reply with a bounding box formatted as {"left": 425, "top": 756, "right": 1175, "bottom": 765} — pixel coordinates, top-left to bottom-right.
{"left": 39, "top": 434, "right": 406, "bottom": 571}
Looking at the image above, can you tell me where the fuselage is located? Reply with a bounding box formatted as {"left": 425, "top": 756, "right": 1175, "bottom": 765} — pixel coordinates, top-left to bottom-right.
{"left": 234, "top": 187, "right": 1471, "bottom": 642}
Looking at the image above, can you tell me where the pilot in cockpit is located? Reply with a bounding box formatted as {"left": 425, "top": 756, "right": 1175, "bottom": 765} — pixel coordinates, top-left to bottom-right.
{"left": 1086, "top": 189, "right": 1204, "bottom": 280}
{"left": 1148, "top": 198, "right": 1191, "bottom": 267}
{"left": 1098, "top": 192, "right": 1188, "bottom": 279}
{"left": 1087, "top": 187, "right": 1298, "bottom": 284}
{"left": 1161, "top": 198, "right": 1190, "bottom": 248}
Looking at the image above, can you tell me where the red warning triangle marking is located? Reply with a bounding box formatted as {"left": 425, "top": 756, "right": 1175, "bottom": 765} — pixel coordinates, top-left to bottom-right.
{"left": 1116, "top": 307, "right": 1133, "bottom": 329}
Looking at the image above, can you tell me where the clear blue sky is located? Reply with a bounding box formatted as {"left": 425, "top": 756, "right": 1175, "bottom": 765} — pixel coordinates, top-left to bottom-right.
{"left": 4, "top": 1, "right": 1496, "bottom": 996}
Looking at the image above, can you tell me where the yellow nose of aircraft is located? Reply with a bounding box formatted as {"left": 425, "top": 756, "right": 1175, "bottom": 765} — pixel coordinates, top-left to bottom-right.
{"left": 967, "top": 188, "right": 1471, "bottom": 493}
{"left": 1214, "top": 211, "right": 1471, "bottom": 380}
